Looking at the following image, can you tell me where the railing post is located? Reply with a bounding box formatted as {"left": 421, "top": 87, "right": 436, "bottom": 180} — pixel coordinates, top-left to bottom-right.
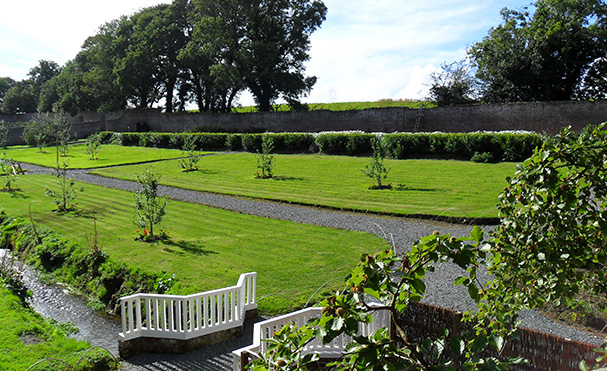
{"left": 121, "top": 299, "right": 127, "bottom": 335}
{"left": 182, "top": 299, "right": 188, "bottom": 333}
{"left": 135, "top": 297, "right": 142, "bottom": 334}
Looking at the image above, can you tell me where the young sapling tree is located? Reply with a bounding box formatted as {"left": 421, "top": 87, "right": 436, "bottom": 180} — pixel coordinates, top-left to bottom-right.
{"left": 0, "top": 153, "right": 18, "bottom": 191}
{"left": 362, "top": 136, "right": 391, "bottom": 189}
{"left": 178, "top": 135, "right": 200, "bottom": 172}
{"left": 45, "top": 160, "right": 84, "bottom": 212}
{"left": 255, "top": 135, "right": 275, "bottom": 179}
{"left": 133, "top": 167, "right": 169, "bottom": 241}
{"left": 86, "top": 133, "right": 102, "bottom": 160}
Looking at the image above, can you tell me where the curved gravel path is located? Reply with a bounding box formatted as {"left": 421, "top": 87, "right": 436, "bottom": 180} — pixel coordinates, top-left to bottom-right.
{"left": 21, "top": 162, "right": 604, "bottom": 370}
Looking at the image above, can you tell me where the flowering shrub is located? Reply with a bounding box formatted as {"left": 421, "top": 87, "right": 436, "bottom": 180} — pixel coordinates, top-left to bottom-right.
{"left": 135, "top": 228, "right": 169, "bottom": 242}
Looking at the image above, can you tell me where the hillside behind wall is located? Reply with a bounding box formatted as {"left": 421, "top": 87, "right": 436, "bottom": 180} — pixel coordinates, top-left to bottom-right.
{"left": 3, "top": 100, "right": 607, "bottom": 145}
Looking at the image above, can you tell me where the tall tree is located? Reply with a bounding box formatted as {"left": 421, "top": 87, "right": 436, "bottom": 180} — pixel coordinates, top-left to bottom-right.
{"left": 192, "top": 0, "right": 327, "bottom": 111}
{"left": 428, "top": 59, "right": 478, "bottom": 106}
{"left": 470, "top": 0, "right": 607, "bottom": 102}
{"left": 78, "top": 18, "right": 130, "bottom": 112}
{"left": 182, "top": 0, "right": 245, "bottom": 112}
{"left": 2, "top": 80, "right": 37, "bottom": 114}
{"left": 2, "top": 60, "right": 60, "bottom": 113}
{"left": 0, "top": 77, "right": 16, "bottom": 112}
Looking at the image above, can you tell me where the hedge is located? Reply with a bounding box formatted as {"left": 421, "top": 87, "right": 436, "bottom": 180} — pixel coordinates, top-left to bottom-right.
{"left": 99, "top": 131, "right": 545, "bottom": 162}
{"left": 383, "top": 132, "right": 545, "bottom": 162}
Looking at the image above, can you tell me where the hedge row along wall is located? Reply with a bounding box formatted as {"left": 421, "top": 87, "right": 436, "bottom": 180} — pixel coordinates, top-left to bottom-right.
{"left": 396, "top": 301, "right": 605, "bottom": 371}
{"left": 99, "top": 131, "right": 545, "bottom": 163}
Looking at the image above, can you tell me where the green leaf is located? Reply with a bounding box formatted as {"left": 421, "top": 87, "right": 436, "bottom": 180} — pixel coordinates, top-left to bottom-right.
{"left": 467, "top": 283, "right": 480, "bottom": 303}
{"left": 454, "top": 276, "right": 470, "bottom": 286}
{"left": 472, "top": 334, "right": 488, "bottom": 352}
{"left": 470, "top": 226, "right": 484, "bottom": 242}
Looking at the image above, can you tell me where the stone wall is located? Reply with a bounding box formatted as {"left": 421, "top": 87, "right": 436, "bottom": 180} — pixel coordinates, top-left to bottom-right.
{"left": 4, "top": 100, "right": 607, "bottom": 145}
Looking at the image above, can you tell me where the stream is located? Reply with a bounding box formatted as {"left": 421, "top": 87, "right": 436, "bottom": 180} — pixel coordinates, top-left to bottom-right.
{"left": 0, "top": 249, "right": 120, "bottom": 355}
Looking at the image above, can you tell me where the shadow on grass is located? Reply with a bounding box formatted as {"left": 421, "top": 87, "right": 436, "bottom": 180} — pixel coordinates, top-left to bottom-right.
{"left": 272, "top": 175, "right": 308, "bottom": 182}
{"left": 199, "top": 169, "right": 219, "bottom": 175}
{"left": 1, "top": 189, "right": 28, "bottom": 199}
{"left": 392, "top": 183, "right": 438, "bottom": 192}
{"left": 161, "top": 240, "right": 218, "bottom": 256}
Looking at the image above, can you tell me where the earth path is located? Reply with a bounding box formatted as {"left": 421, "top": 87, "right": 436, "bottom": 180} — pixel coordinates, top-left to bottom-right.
{"left": 20, "top": 162, "right": 603, "bottom": 370}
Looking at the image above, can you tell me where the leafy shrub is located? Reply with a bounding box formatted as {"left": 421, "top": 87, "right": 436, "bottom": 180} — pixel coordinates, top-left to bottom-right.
{"left": 195, "top": 133, "right": 229, "bottom": 150}
{"left": 383, "top": 133, "right": 432, "bottom": 158}
{"left": 242, "top": 133, "right": 263, "bottom": 152}
{"left": 470, "top": 151, "right": 496, "bottom": 163}
{"left": 315, "top": 133, "right": 375, "bottom": 156}
{"left": 263, "top": 133, "right": 315, "bottom": 153}
{"left": 226, "top": 133, "right": 243, "bottom": 150}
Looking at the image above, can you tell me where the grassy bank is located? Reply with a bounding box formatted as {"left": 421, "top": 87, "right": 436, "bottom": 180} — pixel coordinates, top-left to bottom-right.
{"left": 0, "top": 278, "right": 115, "bottom": 370}
{"left": 3, "top": 144, "right": 192, "bottom": 169}
{"left": 0, "top": 175, "right": 388, "bottom": 314}
{"left": 232, "top": 99, "right": 433, "bottom": 113}
{"left": 93, "top": 153, "right": 517, "bottom": 220}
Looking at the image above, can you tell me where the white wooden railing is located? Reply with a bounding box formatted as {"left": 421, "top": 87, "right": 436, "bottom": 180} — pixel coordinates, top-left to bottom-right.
{"left": 119, "top": 272, "right": 257, "bottom": 341}
{"left": 232, "top": 305, "right": 391, "bottom": 371}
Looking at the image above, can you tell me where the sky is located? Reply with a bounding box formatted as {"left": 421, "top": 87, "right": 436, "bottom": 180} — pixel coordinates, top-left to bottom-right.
{"left": 0, "top": 0, "right": 532, "bottom": 106}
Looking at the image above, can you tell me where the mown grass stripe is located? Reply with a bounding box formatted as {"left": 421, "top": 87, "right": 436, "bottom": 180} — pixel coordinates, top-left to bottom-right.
{"left": 1, "top": 174, "right": 387, "bottom": 314}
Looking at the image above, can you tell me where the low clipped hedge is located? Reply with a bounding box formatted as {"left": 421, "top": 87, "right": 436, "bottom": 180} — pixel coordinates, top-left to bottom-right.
{"left": 99, "top": 131, "right": 545, "bottom": 162}
{"left": 383, "top": 132, "right": 544, "bottom": 162}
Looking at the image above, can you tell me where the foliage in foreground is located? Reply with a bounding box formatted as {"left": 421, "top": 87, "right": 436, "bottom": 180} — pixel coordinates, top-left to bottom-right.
{"left": 250, "top": 124, "right": 607, "bottom": 370}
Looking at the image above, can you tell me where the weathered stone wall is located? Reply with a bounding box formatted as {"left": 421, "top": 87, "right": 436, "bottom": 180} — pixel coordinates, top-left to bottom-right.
{"left": 4, "top": 100, "right": 607, "bottom": 145}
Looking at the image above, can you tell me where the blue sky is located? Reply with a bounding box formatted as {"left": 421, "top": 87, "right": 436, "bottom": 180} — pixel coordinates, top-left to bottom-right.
{"left": 0, "top": 0, "right": 531, "bottom": 105}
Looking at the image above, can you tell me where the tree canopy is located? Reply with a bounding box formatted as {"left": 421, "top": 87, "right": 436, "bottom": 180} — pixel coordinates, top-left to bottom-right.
{"left": 469, "top": 0, "right": 607, "bottom": 102}
{"left": 1, "top": 0, "right": 326, "bottom": 114}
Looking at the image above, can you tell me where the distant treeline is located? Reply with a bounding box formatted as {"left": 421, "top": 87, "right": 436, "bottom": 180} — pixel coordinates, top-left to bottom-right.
{"left": 0, "top": 0, "right": 327, "bottom": 115}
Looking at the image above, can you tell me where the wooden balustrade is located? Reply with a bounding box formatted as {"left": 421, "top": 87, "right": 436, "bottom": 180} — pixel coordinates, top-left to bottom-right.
{"left": 232, "top": 305, "right": 391, "bottom": 371}
{"left": 119, "top": 272, "right": 256, "bottom": 341}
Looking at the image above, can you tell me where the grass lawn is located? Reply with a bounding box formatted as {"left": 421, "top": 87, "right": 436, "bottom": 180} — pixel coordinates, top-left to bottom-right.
{"left": 0, "top": 175, "right": 388, "bottom": 314}
{"left": 93, "top": 153, "right": 517, "bottom": 219}
{"left": 0, "top": 282, "right": 109, "bottom": 371}
{"left": 232, "top": 99, "right": 433, "bottom": 112}
{"left": 2, "top": 144, "right": 198, "bottom": 169}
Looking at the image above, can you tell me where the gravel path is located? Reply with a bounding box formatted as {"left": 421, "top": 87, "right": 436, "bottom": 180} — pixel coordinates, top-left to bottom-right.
{"left": 21, "top": 162, "right": 605, "bottom": 370}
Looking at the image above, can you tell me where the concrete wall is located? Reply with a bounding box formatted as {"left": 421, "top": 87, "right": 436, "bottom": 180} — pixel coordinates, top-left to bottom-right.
{"left": 4, "top": 100, "right": 607, "bottom": 145}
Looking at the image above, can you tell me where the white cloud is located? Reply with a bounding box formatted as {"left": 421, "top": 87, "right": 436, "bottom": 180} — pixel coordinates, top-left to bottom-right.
{"left": 1, "top": 0, "right": 531, "bottom": 105}
{"left": 0, "top": 0, "right": 169, "bottom": 78}
{"left": 302, "top": 0, "right": 530, "bottom": 102}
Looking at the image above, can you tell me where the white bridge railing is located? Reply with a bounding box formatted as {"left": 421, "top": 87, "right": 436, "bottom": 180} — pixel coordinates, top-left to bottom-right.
{"left": 119, "top": 272, "right": 257, "bottom": 341}
{"left": 232, "top": 305, "right": 391, "bottom": 371}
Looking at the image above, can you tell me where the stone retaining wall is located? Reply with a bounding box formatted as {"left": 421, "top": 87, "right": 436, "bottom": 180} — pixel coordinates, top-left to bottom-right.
{"left": 4, "top": 100, "right": 607, "bottom": 145}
